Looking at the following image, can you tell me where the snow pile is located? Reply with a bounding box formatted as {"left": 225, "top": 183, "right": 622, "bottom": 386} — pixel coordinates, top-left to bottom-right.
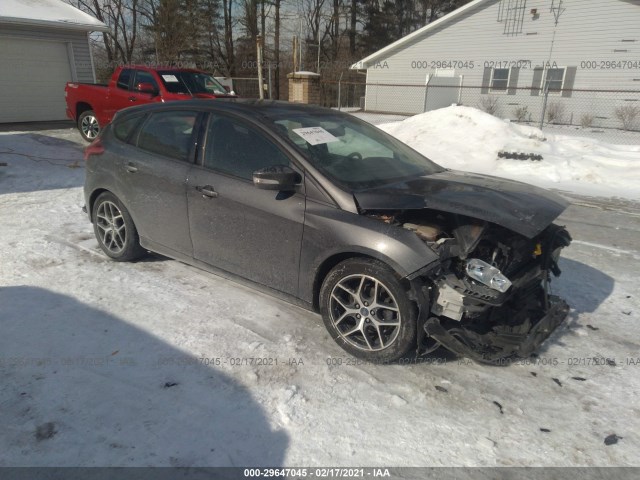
{"left": 379, "top": 106, "right": 640, "bottom": 200}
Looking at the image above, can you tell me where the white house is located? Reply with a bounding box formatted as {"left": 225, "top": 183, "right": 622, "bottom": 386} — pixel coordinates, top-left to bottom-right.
{"left": 0, "top": 0, "right": 108, "bottom": 123}
{"left": 351, "top": 0, "right": 640, "bottom": 129}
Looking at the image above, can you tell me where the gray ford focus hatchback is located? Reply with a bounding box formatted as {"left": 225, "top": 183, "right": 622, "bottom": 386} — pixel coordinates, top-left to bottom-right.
{"left": 83, "top": 99, "right": 571, "bottom": 364}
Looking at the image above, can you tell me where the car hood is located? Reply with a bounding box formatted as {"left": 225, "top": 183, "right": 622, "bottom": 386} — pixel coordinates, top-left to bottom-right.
{"left": 353, "top": 170, "right": 570, "bottom": 238}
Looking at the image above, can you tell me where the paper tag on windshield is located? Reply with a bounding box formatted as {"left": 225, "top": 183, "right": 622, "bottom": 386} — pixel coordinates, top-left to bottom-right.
{"left": 162, "top": 75, "right": 179, "bottom": 82}
{"left": 293, "top": 127, "right": 339, "bottom": 145}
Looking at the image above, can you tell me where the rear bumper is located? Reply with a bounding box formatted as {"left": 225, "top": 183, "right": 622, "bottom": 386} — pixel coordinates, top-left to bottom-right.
{"left": 424, "top": 294, "right": 570, "bottom": 364}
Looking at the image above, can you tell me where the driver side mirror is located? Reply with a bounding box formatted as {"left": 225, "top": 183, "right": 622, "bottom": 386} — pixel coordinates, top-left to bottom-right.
{"left": 253, "top": 165, "right": 301, "bottom": 191}
{"left": 136, "top": 82, "right": 158, "bottom": 96}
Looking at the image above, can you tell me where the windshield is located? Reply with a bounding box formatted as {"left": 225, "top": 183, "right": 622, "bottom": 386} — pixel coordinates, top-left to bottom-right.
{"left": 157, "top": 71, "right": 228, "bottom": 95}
{"left": 273, "top": 113, "right": 444, "bottom": 189}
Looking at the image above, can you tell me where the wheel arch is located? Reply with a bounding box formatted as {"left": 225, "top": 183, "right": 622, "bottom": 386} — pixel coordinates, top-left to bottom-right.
{"left": 76, "top": 102, "right": 94, "bottom": 119}
{"left": 88, "top": 188, "right": 110, "bottom": 222}
{"left": 311, "top": 249, "right": 414, "bottom": 312}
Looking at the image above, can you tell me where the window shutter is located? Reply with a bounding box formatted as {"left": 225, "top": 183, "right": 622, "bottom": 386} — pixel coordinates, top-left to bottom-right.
{"left": 507, "top": 67, "right": 520, "bottom": 95}
{"left": 481, "top": 67, "right": 491, "bottom": 94}
{"left": 562, "top": 67, "right": 577, "bottom": 97}
{"left": 531, "top": 67, "right": 544, "bottom": 96}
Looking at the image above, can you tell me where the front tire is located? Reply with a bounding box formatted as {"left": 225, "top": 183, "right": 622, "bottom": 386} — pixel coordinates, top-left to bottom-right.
{"left": 319, "top": 258, "right": 417, "bottom": 363}
{"left": 92, "top": 192, "right": 145, "bottom": 262}
{"left": 78, "top": 110, "right": 100, "bottom": 142}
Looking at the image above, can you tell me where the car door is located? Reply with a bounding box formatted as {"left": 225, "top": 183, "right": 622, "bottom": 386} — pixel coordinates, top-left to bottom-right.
{"left": 104, "top": 68, "right": 135, "bottom": 121}
{"left": 130, "top": 70, "right": 162, "bottom": 106}
{"left": 186, "top": 113, "right": 306, "bottom": 296}
{"left": 118, "top": 109, "right": 203, "bottom": 256}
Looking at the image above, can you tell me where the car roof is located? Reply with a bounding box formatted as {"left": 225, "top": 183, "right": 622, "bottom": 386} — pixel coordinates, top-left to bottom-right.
{"left": 118, "top": 99, "right": 343, "bottom": 121}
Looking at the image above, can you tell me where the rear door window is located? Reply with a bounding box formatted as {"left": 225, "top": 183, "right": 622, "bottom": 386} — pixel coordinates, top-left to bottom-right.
{"left": 113, "top": 114, "right": 144, "bottom": 143}
{"left": 136, "top": 111, "right": 200, "bottom": 162}
{"left": 117, "top": 69, "right": 132, "bottom": 90}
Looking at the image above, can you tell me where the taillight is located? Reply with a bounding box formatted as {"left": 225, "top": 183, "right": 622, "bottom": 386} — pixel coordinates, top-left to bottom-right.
{"left": 84, "top": 138, "right": 104, "bottom": 161}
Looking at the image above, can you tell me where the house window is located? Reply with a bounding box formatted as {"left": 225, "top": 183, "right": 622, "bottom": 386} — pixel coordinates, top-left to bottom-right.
{"left": 544, "top": 68, "right": 566, "bottom": 93}
{"left": 490, "top": 68, "right": 510, "bottom": 92}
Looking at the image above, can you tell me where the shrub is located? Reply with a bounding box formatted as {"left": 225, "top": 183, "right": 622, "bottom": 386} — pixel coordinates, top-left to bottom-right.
{"left": 513, "top": 106, "right": 529, "bottom": 122}
{"left": 478, "top": 95, "right": 500, "bottom": 116}
{"left": 546, "top": 102, "right": 566, "bottom": 124}
{"left": 579, "top": 113, "right": 595, "bottom": 128}
{"left": 614, "top": 105, "right": 640, "bottom": 131}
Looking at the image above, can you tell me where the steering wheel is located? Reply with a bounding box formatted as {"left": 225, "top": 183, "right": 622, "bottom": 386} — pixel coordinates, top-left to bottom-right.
{"left": 347, "top": 152, "right": 363, "bottom": 160}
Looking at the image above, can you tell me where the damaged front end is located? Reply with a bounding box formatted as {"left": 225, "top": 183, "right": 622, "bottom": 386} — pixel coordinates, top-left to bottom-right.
{"left": 367, "top": 210, "right": 572, "bottom": 364}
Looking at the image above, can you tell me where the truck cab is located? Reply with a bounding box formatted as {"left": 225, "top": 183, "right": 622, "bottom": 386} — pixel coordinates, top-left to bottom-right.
{"left": 65, "top": 66, "right": 236, "bottom": 141}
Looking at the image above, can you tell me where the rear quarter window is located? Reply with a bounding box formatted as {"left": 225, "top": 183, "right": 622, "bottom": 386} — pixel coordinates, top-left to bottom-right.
{"left": 117, "top": 69, "right": 131, "bottom": 90}
{"left": 113, "top": 115, "right": 144, "bottom": 143}
{"left": 136, "top": 111, "right": 199, "bottom": 162}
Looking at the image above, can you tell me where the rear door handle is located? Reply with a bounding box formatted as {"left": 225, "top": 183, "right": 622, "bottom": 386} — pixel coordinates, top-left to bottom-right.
{"left": 128, "top": 96, "right": 137, "bottom": 102}
{"left": 196, "top": 185, "right": 218, "bottom": 198}
{"left": 125, "top": 162, "right": 138, "bottom": 173}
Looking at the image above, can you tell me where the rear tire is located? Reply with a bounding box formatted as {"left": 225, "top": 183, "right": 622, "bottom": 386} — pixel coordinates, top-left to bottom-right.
{"left": 319, "top": 258, "right": 416, "bottom": 363}
{"left": 92, "top": 192, "right": 145, "bottom": 262}
{"left": 78, "top": 110, "right": 100, "bottom": 142}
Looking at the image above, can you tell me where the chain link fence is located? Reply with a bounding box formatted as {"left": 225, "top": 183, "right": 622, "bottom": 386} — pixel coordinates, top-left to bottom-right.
{"left": 321, "top": 80, "right": 640, "bottom": 143}
{"left": 226, "top": 77, "right": 262, "bottom": 98}
{"left": 226, "top": 75, "right": 283, "bottom": 100}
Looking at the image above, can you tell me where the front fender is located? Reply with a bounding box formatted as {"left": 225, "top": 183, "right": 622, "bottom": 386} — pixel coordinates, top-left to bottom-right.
{"left": 298, "top": 201, "right": 441, "bottom": 304}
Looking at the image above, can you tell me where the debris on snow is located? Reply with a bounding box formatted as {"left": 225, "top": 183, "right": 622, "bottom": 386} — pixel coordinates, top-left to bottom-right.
{"left": 498, "top": 151, "right": 543, "bottom": 161}
{"left": 604, "top": 434, "right": 623, "bottom": 446}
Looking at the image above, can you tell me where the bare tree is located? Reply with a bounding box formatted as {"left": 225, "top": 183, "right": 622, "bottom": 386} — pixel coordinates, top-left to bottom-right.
{"left": 241, "top": 0, "right": 259, "bottom": 44}
{"left": 222, "top": 0, "right": 236, "bottom": 74}
{"left": 70, "top": 0, "right": 139, "bottom": 65}
{"left": 349, "top": 0, "right": 357, "bottom": 54}
{"left": 274, "top": 0, "right": 281, "bottom": 97}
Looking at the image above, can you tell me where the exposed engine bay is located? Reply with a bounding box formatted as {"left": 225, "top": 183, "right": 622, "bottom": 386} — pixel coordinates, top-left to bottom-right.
{"left": 366, "top": 209, "right": 572, "bottom": 363}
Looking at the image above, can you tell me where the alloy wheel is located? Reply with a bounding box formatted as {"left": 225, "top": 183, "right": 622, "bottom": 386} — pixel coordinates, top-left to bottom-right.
{"left": 329, "top": 274, "right": 401, "bottom": 351}
{"left": 95, "top": 201, "right": 126, "bottom": 254}
{"left": 81, "top": 114, "right": 99, "bottom": 140}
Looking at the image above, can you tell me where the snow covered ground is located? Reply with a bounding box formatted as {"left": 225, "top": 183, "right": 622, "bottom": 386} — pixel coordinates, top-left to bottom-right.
{"left": 1, "top": 126, "right": 639, "bottom": 468}
{"left": 374, "top": 106, "right": 640, "bottom": 201}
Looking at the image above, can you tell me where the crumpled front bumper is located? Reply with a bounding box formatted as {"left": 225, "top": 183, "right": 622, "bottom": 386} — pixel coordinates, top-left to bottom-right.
{"left": 424, "top": 295, "right": 570, "bottom": 364}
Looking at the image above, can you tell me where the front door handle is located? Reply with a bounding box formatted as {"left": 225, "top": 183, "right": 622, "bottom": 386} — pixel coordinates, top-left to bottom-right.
{"left": 125, "top": 162, "right": 138, "bottom": 173}
{"left": 196, "top": 185, "right": 218, "bottom": 198}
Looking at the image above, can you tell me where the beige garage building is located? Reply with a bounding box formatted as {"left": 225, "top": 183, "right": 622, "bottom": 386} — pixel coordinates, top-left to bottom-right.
{"left": 0, "top": 0, "right": 107, "bottom": 123}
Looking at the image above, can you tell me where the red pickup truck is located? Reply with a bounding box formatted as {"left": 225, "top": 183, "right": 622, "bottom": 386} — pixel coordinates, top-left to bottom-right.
{"left": 65, "top": 66, "right": 236, "bottom": 141}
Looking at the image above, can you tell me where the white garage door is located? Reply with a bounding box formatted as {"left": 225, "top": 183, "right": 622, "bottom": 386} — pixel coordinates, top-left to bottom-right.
{"left": 0, "top": 37, "right": 73, "bottom": 123}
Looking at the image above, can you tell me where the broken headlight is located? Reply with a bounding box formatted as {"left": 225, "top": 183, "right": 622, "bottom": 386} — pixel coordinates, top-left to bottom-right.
{"left": 465, "top": 258, "right": 512, "bottom": 293}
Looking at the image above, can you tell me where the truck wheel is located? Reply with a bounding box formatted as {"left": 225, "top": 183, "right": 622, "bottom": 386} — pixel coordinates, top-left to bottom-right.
{"left": 78, "top": 110, "right": 100, "bottom": 142}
